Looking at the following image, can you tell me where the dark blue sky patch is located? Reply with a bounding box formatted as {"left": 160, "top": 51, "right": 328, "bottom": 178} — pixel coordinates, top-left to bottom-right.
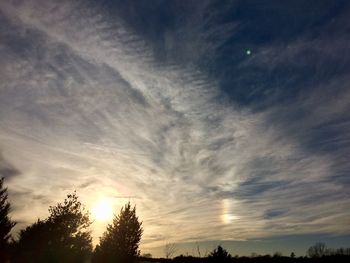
{"left": 98, "top": 0, "right": 350, "bottom": 108}
{"left": 235, "top": 177, "right": 286, "bottom": 199}
{"left": 0, "top": 153, "right": 20, "bottom": 179}
{"left": 264, "top": 209, "right": 288, "bottom": 219}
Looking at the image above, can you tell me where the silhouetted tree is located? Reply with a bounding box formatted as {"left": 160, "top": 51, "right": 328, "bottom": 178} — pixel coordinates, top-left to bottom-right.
{"left": 164, "top": 242, "right": 178, "bottom": 259}
{"left": 93, "top": 202, "right": 143, "bottom": 263}
{"left": 13, "top": 192, "right": 92, "bottom": 263}
{"left": 208, "top": 245, "right": 231, "bottom": 262}
{"left": 0, "top": 177, "right": 16, "bottom": 261}
{"left": 332, "top": 247, "right": 350, "bottom": 256}
{"left": 273, "top": 251, "right": 282, "bottom": 257}
{"left": 307, "top": 242, "right": 328, "bottom": 258}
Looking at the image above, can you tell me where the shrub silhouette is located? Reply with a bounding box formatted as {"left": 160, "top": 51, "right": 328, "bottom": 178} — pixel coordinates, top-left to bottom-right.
{"left": 13, "top": 192, "right": 92, "bottom": 263}
{"left": 307, "top": 242, "right": 328, "bottom": 258}
{"left": 93, "top": 202, "right": 143, "bottom": 263}
{"left": 208, "top": 245, "right": 232, "bottom": 262}
{"left": 0, "top": 177, "right": 16, "bottom": 261}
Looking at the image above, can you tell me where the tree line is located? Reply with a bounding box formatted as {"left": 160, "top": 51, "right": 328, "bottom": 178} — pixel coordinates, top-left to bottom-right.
{"left": 0, "top": 178, "right": 142, "bottom": 263}
{"left": 1, "top": 177, "right": 350, "bottom": 263}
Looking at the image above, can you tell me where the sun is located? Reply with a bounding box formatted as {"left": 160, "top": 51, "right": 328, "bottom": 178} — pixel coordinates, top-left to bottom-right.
{"left": 92, "top": 199, "right": 113, "bottom": 222}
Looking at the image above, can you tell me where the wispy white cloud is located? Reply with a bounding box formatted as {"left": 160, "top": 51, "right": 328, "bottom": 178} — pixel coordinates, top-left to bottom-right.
{"left": 0, "top": 0, "right": 349, "bottom": 255}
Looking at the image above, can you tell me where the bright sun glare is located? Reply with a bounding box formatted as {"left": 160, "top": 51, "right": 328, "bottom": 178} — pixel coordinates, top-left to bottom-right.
{"left": 92, "top": 199, "right": 113, "bottom": 222}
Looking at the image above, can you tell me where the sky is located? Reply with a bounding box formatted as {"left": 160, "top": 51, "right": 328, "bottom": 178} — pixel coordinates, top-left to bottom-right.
{"left": 1, "top": 0, "right": 350, "bottom": 258}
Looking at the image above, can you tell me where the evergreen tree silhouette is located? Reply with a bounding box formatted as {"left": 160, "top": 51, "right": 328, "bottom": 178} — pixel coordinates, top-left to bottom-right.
{"left": 208, "top": 245, "right": 232, "bottom": 263}
{"left": 0, "top": 177, "right": 16, "bottom": 261}
{"left": 93, "top": 202, "right": 142, "bottom": 263}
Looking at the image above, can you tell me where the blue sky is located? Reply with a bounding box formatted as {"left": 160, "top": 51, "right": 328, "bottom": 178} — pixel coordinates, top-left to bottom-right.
{"left": 0, "top": 0, "right": 350, "bottom": 257}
